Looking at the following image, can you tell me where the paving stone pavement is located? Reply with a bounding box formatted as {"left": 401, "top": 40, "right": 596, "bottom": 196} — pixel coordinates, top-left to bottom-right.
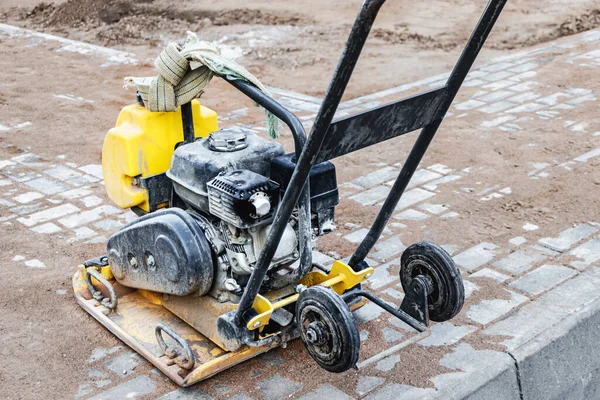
{"left": 3, "top": 23, "right": 600, "bottom": 400}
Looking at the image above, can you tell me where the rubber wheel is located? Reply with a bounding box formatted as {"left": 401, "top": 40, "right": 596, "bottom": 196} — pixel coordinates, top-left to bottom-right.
{"left": 296, "top": 286, "right": 360, "bottom": 373}
{"left": 400, "top": 241, "right": 464, "bottom": 322}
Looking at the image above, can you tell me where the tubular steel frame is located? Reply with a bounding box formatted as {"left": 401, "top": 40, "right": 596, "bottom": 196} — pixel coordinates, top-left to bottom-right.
{"left": 231, "top": 0, "right": 508, "bottom": 326}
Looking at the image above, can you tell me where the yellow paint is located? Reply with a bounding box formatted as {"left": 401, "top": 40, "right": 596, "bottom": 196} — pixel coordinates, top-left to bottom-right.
{"left": 102, "top": 100, "right": 218, "bottom": 211}
{"left": 210, "top": 347, "right": 224, "bottom": 357}
{"left": 138, "top": 289, "right": 164, "bottom": 306}
{"left": 79, "top": 265, "right": 115, "bottom": 289}
{"left": 183, "top": 343, "right": 275, "bottom": 385}
{"left": 247, "top": 294, "right": 274, "bottom": 331}
{"left": 246, "top": 260, "right": 374, "bottom": 331}
{"left": 100, "top": 265, "right": 113, "bottom": 281}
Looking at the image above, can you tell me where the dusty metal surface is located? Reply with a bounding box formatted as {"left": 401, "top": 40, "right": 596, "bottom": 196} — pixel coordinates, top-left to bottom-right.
{"left": 73, "top": 269, "right": 277, "bottom": 387}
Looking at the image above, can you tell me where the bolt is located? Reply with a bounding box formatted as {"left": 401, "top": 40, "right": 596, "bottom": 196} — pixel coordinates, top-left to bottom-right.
{"left": 306, "top": 328, "right": 317, "bottom": 343}
{"left": 365, "top": 273, "right": 372, "bottom": 279}
{"left": 147, "top": 255, "right": 155, "bottom": 267}
{"left": 253, "top": 321, "right": 260, "bottom": 328}
{"left": 295, "top": 284, "right": 307, "bottom": 293}
{"left": 130, "top": 257, "right": 138, "bottom": 268}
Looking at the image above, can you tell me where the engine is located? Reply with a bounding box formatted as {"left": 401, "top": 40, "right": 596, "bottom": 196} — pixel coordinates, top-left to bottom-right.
{"left": 106, "top": 128, "right": 339, "bottom": 303}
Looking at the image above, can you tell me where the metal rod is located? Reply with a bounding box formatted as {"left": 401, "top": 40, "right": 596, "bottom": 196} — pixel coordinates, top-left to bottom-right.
{"left": 349, "top": 0, "right": 508, "bottom": 267}
{"left": 224, "top": 78, "right": 313, "bottom": 288}
{"left": 225, "top": 78, "right": 306, "bottom": 158}
{"left": 356, "top": 331, "right": 430, "bottom": 369}
{"left": 181, "top": 102, "right": 195, "bottom": 144}
{"left": 234, "top": 0, "right": 387, "bottom": 325}
{"left": 341, "top": 290, "right": 426, "bottom": 332}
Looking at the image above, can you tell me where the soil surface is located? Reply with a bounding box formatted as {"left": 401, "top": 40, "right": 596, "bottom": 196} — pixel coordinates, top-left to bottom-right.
{"left": 1, "top": 1, "right": 600, "bottom": 399}
{"left": 2, "top": 0, "right": 600, "bottom": 98}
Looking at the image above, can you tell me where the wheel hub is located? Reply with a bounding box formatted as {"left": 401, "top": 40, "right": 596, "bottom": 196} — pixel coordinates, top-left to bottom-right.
{"left": 305, "top": 321, "right": 329, "bottom": 345}
{"left": 408, "top": 260, "right": 438, "bottom": 296}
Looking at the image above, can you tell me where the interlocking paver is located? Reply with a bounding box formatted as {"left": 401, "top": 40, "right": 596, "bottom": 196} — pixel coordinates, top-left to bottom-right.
{"left": 394, "top": 209, "right": 429, "bottom": 221}
{"left": 365, "top": 384, "right": 435, "bottom": 400}
{"left": 370, "top": 236, "right": 406, "bottom": 262}
{"left": 344, "top": 228, "right": 370, "bottom": 243}
{"left": 539, "top": 224, "right": 598, "bottom": 251}
{"left": 467, "top": 289, "right": 528, "bottom": 325}
{"left": 44, "top": 165, "right": 82, "bottom": 181}
{"left": 492, "top": 247, "right": 547, "bottom": 275}
{"left": 356, "top": 376, "right": 386, "bottom": 397}
{"left": 354, "top": 166, "right": 399, "bottom": 188}
{"left": 298, "top": 384, "right": 354, "bottom": 400}
{"left": 569, "top": 239, "right": 600, "bottom": 269}
{"left": 157, "top": 387, "right": 214, "bottom": 400}
{"left": 510, "top": 265, "right": 576, "bottom": 295}
{"left": 454, "top": 242, "right": 500, "bottom": 271}
{"left": 89, "top": 375, "right": 156, "bottom": 400}
{"left": 104, "top": 352, "right": 141, "bottom": 378}
{"left": 375, "top": 354, "right": 401, "bottom": 372}
{"left": 16, "top": 203, "right": 79, "bottom": 227}
{"left": 393, "top": 188, "right": 435, "bottom": 211}
{"left": 470, "top": 268, "right": 510, "bottom": 283}
{"left": 382, "top": 327, "right": 404, "bottom": 343}
{"left": 350, "top": 186, "right": 390, "bottom": 206}
{"left": 23, "top": 177, "right": 68, "bottom": 194}
{"left": 419, "top": 322, "right": 477, "bottom": 347}
{"left": 257, "top": 374, "right": 303, "bottom": 400}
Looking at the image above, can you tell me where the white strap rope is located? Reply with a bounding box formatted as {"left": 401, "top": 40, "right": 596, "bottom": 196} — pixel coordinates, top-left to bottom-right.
{"left": 124, "top": 33, "right": 281, "bottom": 138}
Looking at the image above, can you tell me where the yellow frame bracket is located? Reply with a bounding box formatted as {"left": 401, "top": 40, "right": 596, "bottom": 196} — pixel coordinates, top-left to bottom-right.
{"left": 246, "top": 260, "right": 374, "bottom": 331}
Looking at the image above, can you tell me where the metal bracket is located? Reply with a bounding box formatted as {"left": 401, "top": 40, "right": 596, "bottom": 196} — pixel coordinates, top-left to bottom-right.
{"left": 155, "top": 323, "right": 195, "bottom": 370}
{"left": 399, "top": 275, "right": 431, "bottom": 327}
{"left": 83, "top": 255, "right": 109, "bottom": 268}
{"left": 138, "top": 173, "right": 173, "bottom": 212}
{"left": 84, "top": 267, "right": 118, "bottom": 310}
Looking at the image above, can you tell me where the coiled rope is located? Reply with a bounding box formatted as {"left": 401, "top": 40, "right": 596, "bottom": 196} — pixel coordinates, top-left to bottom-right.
{"left": 124, "top": 32, "right": 281, "bottom": 138}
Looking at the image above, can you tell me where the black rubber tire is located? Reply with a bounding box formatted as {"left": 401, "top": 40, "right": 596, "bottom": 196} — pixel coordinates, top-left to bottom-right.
{"left": 400, "top": 241, "right": 464, "bottom": 322}
{"left": 296, "top": 286, "right": 360, "bottom": 373}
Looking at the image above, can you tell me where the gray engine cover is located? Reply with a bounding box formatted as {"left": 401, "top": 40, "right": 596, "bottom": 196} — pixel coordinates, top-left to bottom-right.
{"left": 107, "top": 208, "right": 214, "bottom": 296}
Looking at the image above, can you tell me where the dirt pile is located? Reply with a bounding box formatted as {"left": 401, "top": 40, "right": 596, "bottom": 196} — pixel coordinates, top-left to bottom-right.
{"left": 558, "top": 9, "right": 600, "bottom": 37}
{"left": 26, "top": 0, "right": 308, "bottom": 27}
{"left": 493, "top": 9, "right": 600, "bottom": 50}
{"left": 372, "top": 26, "right": 458, "bottom": 51}
{"left": 9, "top": 0, "right": 309, "bottom": 45}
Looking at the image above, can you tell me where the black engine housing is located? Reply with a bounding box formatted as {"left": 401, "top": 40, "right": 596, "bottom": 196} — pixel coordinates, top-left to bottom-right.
{"left": 270, "top": 153, "right": 339, "bottom": 234}
{"left": 107, "top": 208, "right": 214, "bottom": 296}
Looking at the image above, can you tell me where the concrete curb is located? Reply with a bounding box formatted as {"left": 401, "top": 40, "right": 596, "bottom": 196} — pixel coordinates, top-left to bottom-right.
{"left": 499, "top": 268, "right": 600, "bottom": 400}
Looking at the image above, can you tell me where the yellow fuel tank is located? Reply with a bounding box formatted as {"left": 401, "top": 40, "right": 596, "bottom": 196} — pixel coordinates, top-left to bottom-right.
{"left": 102, "top": 100, "right": 218, "bottom": 212}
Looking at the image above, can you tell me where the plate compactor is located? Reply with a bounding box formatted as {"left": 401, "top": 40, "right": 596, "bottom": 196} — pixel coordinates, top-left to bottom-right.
{"left": 74, "top": 0, "right": 507, "bottom": 386}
